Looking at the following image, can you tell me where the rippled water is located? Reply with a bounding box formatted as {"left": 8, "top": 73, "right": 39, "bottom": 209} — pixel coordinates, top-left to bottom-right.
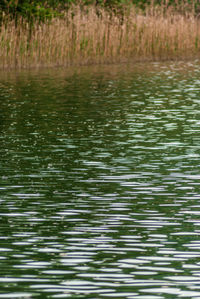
{"left": 1, "top": 62, "right": 200, "bottom": 298}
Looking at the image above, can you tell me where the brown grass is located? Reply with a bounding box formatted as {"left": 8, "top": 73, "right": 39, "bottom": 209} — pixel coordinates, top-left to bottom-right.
{"left": 0, "top": 4, "right": 200, "bottom": 69}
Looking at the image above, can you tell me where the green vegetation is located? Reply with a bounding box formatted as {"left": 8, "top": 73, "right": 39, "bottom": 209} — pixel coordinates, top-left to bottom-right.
{"left": 1, "top": 0, "right": 200, "bottom": 21}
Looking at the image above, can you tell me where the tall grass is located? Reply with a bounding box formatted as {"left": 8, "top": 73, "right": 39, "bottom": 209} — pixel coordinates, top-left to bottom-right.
{"left": 1, "top": 3, "right": 200, "bottom": 69}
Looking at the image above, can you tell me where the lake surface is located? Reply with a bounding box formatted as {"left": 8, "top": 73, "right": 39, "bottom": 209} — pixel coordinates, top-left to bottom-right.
{"left": 1, "top": 61, "right": 200, "bottom": 298}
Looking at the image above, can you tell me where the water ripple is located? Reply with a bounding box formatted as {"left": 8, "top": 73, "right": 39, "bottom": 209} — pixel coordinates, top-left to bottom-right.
{"left": 1, "top": 62, "right": 200, "bottom": 298}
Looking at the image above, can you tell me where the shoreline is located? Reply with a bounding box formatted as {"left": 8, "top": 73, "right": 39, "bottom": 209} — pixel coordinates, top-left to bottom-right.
{"left": 1, "top": 56, "right": 200, "bottom": 72}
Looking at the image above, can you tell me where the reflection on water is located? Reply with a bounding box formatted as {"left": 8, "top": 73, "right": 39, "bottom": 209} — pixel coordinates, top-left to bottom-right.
{"left": 1, "top": 62, "right": 200, "bottom": 298}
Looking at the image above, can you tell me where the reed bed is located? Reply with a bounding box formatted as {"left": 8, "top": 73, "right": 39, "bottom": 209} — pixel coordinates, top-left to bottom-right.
{"left": 1, "top": 4, "right": 200, "bottom": 69}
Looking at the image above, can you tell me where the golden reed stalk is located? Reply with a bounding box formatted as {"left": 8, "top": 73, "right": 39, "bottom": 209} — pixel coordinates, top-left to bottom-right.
{"left": 0, "top": 4, "right": 200, "bottom": 69}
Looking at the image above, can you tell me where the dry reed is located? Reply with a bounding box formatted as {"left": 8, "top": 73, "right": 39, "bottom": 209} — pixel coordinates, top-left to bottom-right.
{"left": 0, "top": 3, "right": 200, "bottom": 69}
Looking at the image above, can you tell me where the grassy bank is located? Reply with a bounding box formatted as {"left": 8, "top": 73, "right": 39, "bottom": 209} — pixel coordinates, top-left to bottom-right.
{"left": 1, "top": 3, "right": 200, "bottom": 69}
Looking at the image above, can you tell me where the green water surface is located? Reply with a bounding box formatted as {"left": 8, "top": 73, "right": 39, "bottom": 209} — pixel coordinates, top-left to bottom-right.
{"left": 1, "top": 62, "right": 200, "bottom": 298}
